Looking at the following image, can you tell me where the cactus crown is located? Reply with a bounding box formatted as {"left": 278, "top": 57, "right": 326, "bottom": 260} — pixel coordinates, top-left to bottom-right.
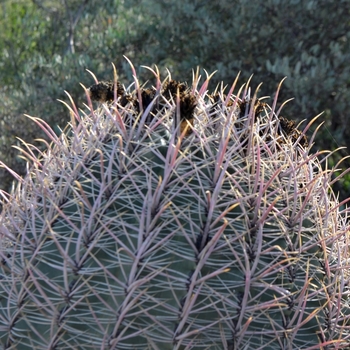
{"left": 0, "top": 60, "right": 349, "bottom": 349}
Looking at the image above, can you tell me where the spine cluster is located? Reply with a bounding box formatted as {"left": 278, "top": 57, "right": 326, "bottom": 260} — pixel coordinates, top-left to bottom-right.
{"left": 0, "top": 62, "right": 349, "bottom": 349}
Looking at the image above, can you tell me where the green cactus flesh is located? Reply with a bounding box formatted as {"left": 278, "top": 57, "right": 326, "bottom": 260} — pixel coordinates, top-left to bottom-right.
{"left": 0, "top": 63, "right": 350, "bottom": 349}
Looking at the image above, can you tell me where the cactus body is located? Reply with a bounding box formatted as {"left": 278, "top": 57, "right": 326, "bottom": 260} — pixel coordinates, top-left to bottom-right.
{"left": 0, "top": 63, "right": 350, "bottom": 349}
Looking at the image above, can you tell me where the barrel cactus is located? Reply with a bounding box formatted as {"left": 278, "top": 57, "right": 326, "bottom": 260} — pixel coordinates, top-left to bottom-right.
{"left": 0, "top": 60, "right": 350, "bottom": 350}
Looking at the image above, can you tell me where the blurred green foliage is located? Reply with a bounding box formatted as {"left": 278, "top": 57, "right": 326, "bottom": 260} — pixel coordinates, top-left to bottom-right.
{"left": 1, "top": 0, "right": 350, "bottom": 200}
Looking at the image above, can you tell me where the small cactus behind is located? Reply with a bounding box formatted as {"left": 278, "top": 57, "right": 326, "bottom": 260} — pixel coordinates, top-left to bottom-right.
{"left": 0, "top": 60, "right": 350, "bottom": 349}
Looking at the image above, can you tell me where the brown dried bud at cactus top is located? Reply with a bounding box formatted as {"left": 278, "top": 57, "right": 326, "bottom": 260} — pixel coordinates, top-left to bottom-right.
{"left": 139, "top": 88, "right": 155, "bottom": 109}
{"left": 160, "top": 80, "right": 197, "bottom": 135}
{"left": 162, "top": 80, "right": 197, "bottom": 121}
{"left": 238, "top": 98, "right": 266, "bottom": 119}
{"left": 209, "top": 94, "right": 266, "bottom": 119}
{"left": 88, "top": 80, "right": 125, "bottom": 102}
{"left": 209, "top": 92, "right": 308, "bottom": 147}
{"left": 88, "top": 79, "right": 197, "bottom": 135}
{"left": 162, "top": 80, "right": 188, "bottom": 98}
{"left": 278, "top": 116, "right": 309, "bottom": 147}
